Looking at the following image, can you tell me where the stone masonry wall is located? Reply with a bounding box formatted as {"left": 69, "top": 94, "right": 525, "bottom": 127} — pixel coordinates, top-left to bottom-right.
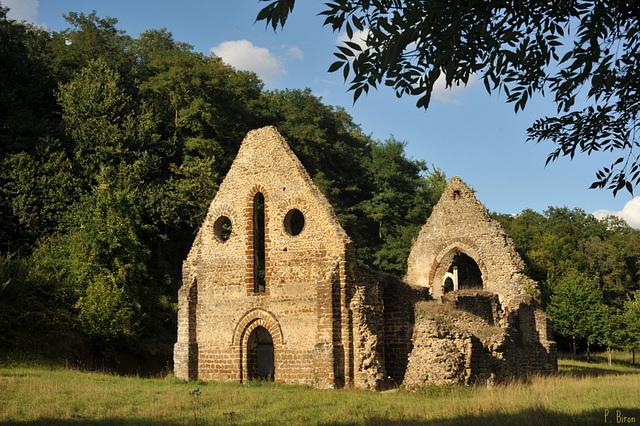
{"left": 403, "top": 291, "right": 557, "bottom": 389}
{"left": 176, "top": 134, "right": 557, "bottom": 390}
{"left": 379, "top": 274, "right": 428, "bottom": 385}
{"left": 443, "top": 290, "right": 502, "bottom": 326}
{"left": 406, "top": 176, "right": 536, "bottom": 309}
{"left": 403, "top": 301, "right": 509, "bottom": 387}
{"left": 174, "top": 126, "right": 359, "bottom": 388}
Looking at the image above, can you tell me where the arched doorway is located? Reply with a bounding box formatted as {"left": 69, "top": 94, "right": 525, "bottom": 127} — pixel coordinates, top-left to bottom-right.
{"left": 431, "top": 245, "right": 487, "bottom": 298}
{"left": 450, "top": 253, "right": 483, "bottom": 290}
{"left": 247, "top": 326, "right": 274, "bottom": 380}
{"left": 443, "top": 276, "right": 455, "bottom": 293}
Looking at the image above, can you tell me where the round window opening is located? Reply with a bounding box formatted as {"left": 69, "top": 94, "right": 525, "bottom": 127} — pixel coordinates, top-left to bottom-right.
{"left": 213, "top": 216, "right": 232, "bottom": 242}
{"left": 284, "top": 209, "right": 305, "bottom": 236}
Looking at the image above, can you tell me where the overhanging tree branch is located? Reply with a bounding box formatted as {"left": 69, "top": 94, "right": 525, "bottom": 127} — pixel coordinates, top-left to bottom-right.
{"left": 257, "top": 0, "right": 640, "bottom": 195}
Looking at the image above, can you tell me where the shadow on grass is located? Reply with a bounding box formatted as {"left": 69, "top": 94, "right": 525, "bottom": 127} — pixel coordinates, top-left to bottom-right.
{"left": 3, "top": 408, "right": 639, "bottom": 425}
{"left": 332, "top": 407, "right": 639, "bottom": 426}
{"left": 558, "top": 363, "right": 638, "bottom": 378}
{"left": 557, "top": 353, "right": 640, "bottom": 378}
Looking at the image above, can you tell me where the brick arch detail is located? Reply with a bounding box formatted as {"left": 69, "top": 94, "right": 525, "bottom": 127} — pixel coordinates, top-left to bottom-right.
{"left": 231, "top": 308, "right": 284, "bottom": 347}
{"left": 428, "top": 240, "right": 489, "bottom": 288}
{"left": 232, "top": 308, "right": 284, "bottom": 383}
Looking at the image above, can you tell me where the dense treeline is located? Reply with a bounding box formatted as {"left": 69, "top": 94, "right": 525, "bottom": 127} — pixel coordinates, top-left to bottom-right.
{"left": 0, "top": 7, "right": 445, "bottom": 368}
{"left": 494, "top": 209, "right": 640, "bottom": 362}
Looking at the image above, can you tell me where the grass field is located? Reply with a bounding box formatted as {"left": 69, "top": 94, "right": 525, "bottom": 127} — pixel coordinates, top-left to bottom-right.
{"left": 1, "top": 353, "right": 639, "bottom": 425}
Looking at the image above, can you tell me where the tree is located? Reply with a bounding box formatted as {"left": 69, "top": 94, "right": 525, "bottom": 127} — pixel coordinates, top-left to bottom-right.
{"left": 0, "top": 7, "right": 449, "bottom": 366}
{"left": 600, "top": 306, "right": 626, "bottom": 366}
{"left": 623, "top": 290, "right": 640, "bottom": 365}
{"left": 546, "top": 269, "right": 605, "bottom": 357}
{"left": 58, "top": 58, "right": 139, "bottom": 183}
{"left": 0, "top": 7, "right": 60, "bottom": 250}
{"left": 48, "top": 11, "right": 134, "bottom": 84}
{"left": 257, "top": 0, "right": 640, "bottom": 195}
{"left": 2, "top": 139, "right": 79, "bottom": 244}
{"left": 361, "top": 138, "right": 445, "bottom": 273}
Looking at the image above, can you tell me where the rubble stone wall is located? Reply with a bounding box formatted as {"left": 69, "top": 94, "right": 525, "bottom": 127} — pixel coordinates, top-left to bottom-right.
{"left": 406, "top": 177, "right": 536, "bottom": 308}
{"left": 174, "top": 127, "right": 386, "bottom": 389}
{"left": 175, "top": 130, "right": 557, "bottom": 390}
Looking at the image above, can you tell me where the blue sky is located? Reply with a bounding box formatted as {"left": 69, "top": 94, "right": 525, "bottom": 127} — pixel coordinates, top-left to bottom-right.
{"left": 7, "top": 0, "right": 640, "bottom": 226}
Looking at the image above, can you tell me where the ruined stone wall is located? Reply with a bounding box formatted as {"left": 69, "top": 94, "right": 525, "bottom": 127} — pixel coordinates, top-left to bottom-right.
{"left": 507, "top": 298, "right": 558, "bottom": 375}
{"left": 403, "top": 302, "right": 509, "bottom": 387}
{"left": 403, "top": 292, "right": 557, "bottom": 388}
{"left": 349, "top": 267, "right": 386, "bottom": 390}
{"left": 378, "top": 275, "right": 427, "bottom": 385}
{"left": 175, "top": 134, "right": 557, "bottom": 390}
{"left": 175, "top": 127, "right": 355, "bottom": 387}
{"left": 443, "top": 290, "right": 501, "bottom": 326}
{"left": 406, "top": 176, "right": 537, "bottom": 309}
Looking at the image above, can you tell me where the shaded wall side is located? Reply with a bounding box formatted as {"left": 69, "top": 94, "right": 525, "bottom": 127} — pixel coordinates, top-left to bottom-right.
{"left": 381, "top": 277, "right": 426, "bottom": 384}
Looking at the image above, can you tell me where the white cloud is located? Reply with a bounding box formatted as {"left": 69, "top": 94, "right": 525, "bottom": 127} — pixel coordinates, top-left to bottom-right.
{"left": 4, "top": 0, "right": 38, "bottom": 22}
{"left": 593, "top": 197, "right": 640, "bottom": 229}
{"left": 336, "top": 29, "right": 475, "bottom": 104}
{"left": 337, "top": 29, "right": 370, "bottom": 52}
{"left": 282, "top": 45, "right": 304, "bottom": 61}
{"left": 211, "top": 40, "right": 303, "bottom": 85}
{"left": 431, "top": 73, "right": 478, "bottom": 105}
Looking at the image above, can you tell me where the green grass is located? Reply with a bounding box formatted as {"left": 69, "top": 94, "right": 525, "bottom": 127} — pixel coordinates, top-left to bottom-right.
{"left": 1, "top": 354, "right": 639, "bottom": 425}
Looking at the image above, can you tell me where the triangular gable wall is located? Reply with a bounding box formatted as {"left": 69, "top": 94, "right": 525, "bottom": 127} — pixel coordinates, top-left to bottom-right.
{"left": 406, "top": 176, "right": 536, "bottom": 307}
{"left": 175, "top": 126, "right": 354, "bottom": 386}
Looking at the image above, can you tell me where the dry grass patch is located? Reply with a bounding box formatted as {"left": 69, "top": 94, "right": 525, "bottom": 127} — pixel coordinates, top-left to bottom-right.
{"left": 1, "top": 355, "right": 639, "bottom": 425}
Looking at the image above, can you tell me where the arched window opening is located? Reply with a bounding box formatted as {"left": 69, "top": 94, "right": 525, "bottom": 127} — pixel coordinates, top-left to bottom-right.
{"left": 443, "top": 276, "right": 454, "bottom": 293}
{"left": 247, "top": 326, "right": 274, "bottom": 381}
{"left": 253, "top": 193, "right": 266, "bottom": 293}
{"left": 450, "top": 253, "right": 483, "bottom": 290}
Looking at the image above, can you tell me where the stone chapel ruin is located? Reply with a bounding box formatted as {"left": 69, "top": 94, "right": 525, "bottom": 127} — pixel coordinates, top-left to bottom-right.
{"left": 174, "top": 126, "right": 557, "bottom": 389}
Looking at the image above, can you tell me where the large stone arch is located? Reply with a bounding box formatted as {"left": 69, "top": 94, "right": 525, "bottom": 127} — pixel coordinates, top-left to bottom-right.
{"left": 232, "top": 308, "right": 284, "bottom": 383}
{"left": 429, "top": 241, "right": 488, "bottom": 299}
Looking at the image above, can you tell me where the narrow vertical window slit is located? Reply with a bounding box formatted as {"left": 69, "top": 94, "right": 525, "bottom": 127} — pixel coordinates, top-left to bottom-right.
{"left": 253, "top": 192, "right": 266, "bottom": 293}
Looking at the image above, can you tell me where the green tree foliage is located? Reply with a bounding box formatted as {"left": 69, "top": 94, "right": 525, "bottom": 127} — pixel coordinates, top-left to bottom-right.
{"left": 0, "top": 5, "right": 60, "bottom": 251}
{"left": 58, "top": 58, "right": 139, "bottom": 181}
{"left": 2, "top": 140, "right": 78, "bottom": 246}
{"left": 257, "top": 0, "right": 640, "bottom": 194}
{"left": 361, "top": 138, "right": 445, "bottom": 273}
{"left": 0, "top": 6, "right": 57, "bottom": 154}
{"left": 48, "top": 11, "right": 134, "bottom": 84}
{"left": 496, "top": 208, "right": 640, "bottom": 309}
{"left": 0, "top": 8, "right": 444, "bottom": 366}
{"left": 623, "top": 291, "right": 640, "bottom": 363}
{"left": 495, "top": 208, "right": 640, "bottom": 355}
{"left": 547, "top": 269, "right": 605, "bottom": 356}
